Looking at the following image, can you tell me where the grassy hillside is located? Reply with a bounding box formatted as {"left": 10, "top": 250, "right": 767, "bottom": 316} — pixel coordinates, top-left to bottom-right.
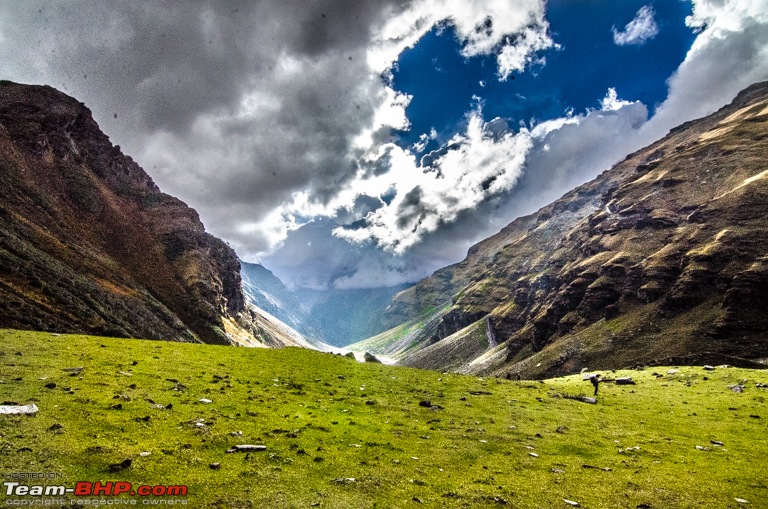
{"left": 1, "top": 329, "right": 766, "bottom": 508}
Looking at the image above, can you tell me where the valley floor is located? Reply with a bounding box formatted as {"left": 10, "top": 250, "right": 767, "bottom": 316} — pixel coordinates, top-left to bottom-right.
{"left": 0, "top": 329, "right": 766, "bottom": 508}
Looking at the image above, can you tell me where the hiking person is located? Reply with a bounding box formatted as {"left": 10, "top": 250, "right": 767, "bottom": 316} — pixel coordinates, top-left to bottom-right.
{"left": 590, "top": 374, "right": 601, "bottom": 396}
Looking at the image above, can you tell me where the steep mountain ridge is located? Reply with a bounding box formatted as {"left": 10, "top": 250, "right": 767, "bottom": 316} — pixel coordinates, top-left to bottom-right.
{"left": 0, "top": 81, "right": 310, "bottom": 348}
{"left": 354, "top": 81, "right": 768, "bottom": 377}
{"left": 241, "top": 261, "right": 411, "bottom": 347}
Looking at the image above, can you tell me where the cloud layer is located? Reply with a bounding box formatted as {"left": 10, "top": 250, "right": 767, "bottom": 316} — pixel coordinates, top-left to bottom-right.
{"left": 612, "top": 5, "right": 659, "bottom": 46}
{"left": 2, "top": 0, "right": 768, "bottom": 290}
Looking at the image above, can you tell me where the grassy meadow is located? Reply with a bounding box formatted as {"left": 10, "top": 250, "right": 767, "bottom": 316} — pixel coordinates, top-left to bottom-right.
{"left": 0, "top": 329, "right": 766, "bottom": 508}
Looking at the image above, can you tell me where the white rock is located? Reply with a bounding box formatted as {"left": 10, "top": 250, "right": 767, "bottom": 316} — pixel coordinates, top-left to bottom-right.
{"left": 199, "top": 398, "right": 213, "bottom": 404}
{"left": 563, "top": 499, "right": 580, "bottom": 506}
{"left": 0, "top": 404, "right": 38, "bottom": 415}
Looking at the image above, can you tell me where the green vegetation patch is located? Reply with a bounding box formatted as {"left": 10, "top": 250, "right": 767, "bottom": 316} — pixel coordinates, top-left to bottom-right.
{"left": 0, "top": 329, "right": 766, "bottom": 508}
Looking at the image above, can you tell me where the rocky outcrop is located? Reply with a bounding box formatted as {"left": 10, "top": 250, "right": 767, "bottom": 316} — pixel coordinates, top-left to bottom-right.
{"left": 361, "top": 81, "right": 768, "bottom": 377}
{"left": 0, "top": 81, "right": 301, "bottom": 347}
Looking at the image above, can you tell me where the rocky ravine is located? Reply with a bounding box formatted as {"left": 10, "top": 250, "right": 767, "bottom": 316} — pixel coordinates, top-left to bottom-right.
{"left": 354, "top": 81, "right": 768, "bottom": 378}
{"left": 0, "top": 81, "right": 312, "bottom": 348}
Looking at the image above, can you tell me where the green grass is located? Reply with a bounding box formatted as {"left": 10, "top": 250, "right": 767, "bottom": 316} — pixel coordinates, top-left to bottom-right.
{"left": 1, "top": 329, "right": 767, "bottom": 508}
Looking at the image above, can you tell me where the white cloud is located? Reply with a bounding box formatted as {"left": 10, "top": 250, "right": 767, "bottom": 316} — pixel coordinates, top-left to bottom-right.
{"left": 600, "top": 87, "right": 634, "bottom": 111}
{"left": 612, "top": 5, "right": 659, "bottom": 46}
{"left": 642, "top": 0, "right": 768, "bottom": 141}
{"left": 370, "top": 0, "right": 554, "bottom": 79}
{"left": 332, "top": 107, "right": 533, "bottom": 253}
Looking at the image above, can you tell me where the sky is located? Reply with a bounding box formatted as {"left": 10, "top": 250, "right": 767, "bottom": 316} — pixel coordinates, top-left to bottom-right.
{"left": 1, "top": 0, "right": 768, "bottom": 289}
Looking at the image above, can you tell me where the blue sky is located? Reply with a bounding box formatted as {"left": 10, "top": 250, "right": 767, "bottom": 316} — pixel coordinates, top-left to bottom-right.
{"left": 3, "top": 0, "right": 768, "bottom": 289}
{"left": 392, "top": 1, "right": 696, "bottom": 151}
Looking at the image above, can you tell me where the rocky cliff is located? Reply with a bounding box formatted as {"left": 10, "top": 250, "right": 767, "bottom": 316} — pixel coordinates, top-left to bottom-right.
{"left": 0, "top": 81, "right": 308, "bottom": 348}
{"left": 355, "top": 82, "right": 768, "bottom": 377}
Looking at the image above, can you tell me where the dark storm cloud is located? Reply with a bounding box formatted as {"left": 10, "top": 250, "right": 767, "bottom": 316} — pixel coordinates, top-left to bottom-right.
{"left": 0, "top": 0, "right": 403, "bottom": 251}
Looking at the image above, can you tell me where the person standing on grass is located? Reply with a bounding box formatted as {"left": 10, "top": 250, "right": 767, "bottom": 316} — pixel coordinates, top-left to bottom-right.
{"left": 590, "top": 374, "right": 601, "bottom": 396}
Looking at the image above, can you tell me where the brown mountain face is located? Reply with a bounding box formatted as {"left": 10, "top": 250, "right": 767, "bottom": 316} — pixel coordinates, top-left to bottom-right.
{"left": 0, "top": 81, "right": 304, "bottom": 347}
{"left": 356, "top": 81, "right": 768, "bottom": 377}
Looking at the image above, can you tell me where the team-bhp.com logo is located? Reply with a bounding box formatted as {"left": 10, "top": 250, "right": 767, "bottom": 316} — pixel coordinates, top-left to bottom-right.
{"left": 4, "top": 481, "right": 188, "bottom": 504}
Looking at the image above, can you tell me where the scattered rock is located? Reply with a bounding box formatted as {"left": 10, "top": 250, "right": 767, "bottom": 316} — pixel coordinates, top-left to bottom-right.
{"left": 111, "top": 403, "right": 123, "bottom": 410}
{"left": 734, "top": 498, "right": 750, "bottom": 504}
{"left": 729, "top": 385, "right": 745, "bottom": 393}
{"left": 199, "top": 398, "right": 213, "bottom": 404}
{"left": 419, "top": 400, "right": 432, "bottom": 408}
{"left": 47, "top": 423, "right": 64, "bottom": 432}
{"left": 0, "top": 404, "right": 38, "bottom": 415}
{"left": 412, "top": 497, "right": 423, "bottom": 504}
{"left": 117, "top": 371, "right": 132, "bottom": 377}
{"left": 615, "top": 377, "right": 636, "bottom": 385}
{"left": 63, "top": 367, "right": 83, "bottom": 374}
{"left": 703, "top": 365, "right": 715, "bottom": 371}
{"left": 529, "top": 452, "right": 539, "bottom": 458}
{"left": 563, "top": 499, "right": 580, "bottom": 507}
{"left": 44, "top": 382, "right": 57, "bottom": 389}
{"left": 227, "top": 445, "right": 266, "bottom": 453}
{"left": 749, "top": 415, "right": 761, "bottom": 419}
{"left": 209, "top": 462, "right": 221, "bottom": 470}
{"left": 107, "top": 458, "right": 132, "bottom": 473}
{"left": 365, "top": 400, "right": 376, "bottom": 405}
{"left": 711, "top": 440, "right": 724, "bottom": 446}
{"left": 332, "top": 477, "right": 356, "bottom": 485}
{"left": 363, "top": 352, "right": 381, "bottom": 363}
{"left": 139, "top": 452, "right": 151, "bottom": 457}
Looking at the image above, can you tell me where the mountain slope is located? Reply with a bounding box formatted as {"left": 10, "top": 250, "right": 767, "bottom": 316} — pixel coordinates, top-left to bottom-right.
{"left": 355, "top": 81, "right": 768, "bottom": 377}
{"left": 241, "top": 261, "right": 410, "bottom": 347}
{"left": 0, "top": 81, "right": 306, "bottom": 348}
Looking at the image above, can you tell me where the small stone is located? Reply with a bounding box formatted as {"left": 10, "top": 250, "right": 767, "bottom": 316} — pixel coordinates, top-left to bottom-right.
{"left": 529, "top": 452, "right": 539, "bottom": 458}
{"left": 729, "top": 385, "right": 745, "bottom": 393}
{"left": 232, "top": 445, "right": 266, "bottom": 452}
{"left": 117, "top": 371, "right": 132, "bottom": 376}
{"left": 139, "top": 452, "right": 151, "bottom": 457}
{"left": 209, "top": 462, "right": 221, "bottom": 470}
{"left": 615, "top": 377, "right": 636, "bottom": 385}
{"left": 703, "top": 365, "right": 715, "bottom": 371}
{"left": 199, "top": 398, "right": 213, "bottom": 404}
{"left": 711, "top": 440, "right": 724, "bottom": 446}
{"left": 363, "top": 352, "right": 381, "bottom": 363}
{"left": 0, "top": 404, "right": 38, "bottom": 415}
{"left": 107, "top": 458, "right": 132, "bottom": 473}
{"left": 563, "top": 499, "right": 580, "bottom": 507}
{"left": 47, "top": 423, "right": 64, "bottom": 432}
{"left": 412, "top": 497, "right": 423, "bottom": 504}
{"left": 45, "top": 382, "right": 57, "bottom": 389}
{"left": 419, "top": 400, "right": 432, "bottom": 408}
{"left": 734, "top": 498, "right": 750, "bottom": 504}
